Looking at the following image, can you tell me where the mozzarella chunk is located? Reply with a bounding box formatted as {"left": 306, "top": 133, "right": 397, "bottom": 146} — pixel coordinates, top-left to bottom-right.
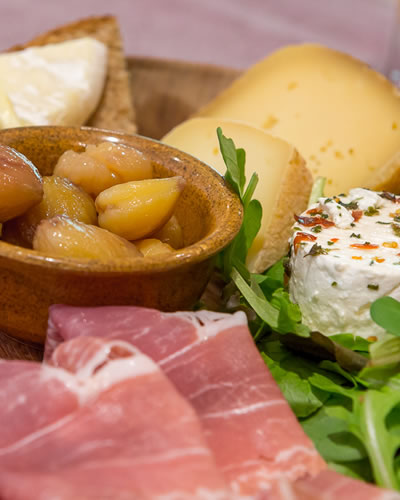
{"left": 289, "top": 188, "right": 400, "bottom": 339}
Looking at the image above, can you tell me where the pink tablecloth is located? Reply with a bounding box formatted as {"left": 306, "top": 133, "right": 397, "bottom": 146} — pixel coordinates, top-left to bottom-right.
{"left": 0, "top": 0, "right": 397, "bottom": 72}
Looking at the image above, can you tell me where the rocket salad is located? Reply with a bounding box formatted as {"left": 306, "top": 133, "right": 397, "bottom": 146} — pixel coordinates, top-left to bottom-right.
{"left": 215, "top": 127, "right": 400, "bottom": 491}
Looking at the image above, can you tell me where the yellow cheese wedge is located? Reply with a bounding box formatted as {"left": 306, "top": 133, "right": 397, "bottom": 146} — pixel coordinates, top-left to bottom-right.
{"left": 0, "top": 89, "right": 21, "bottom": 128}
{"left": 0, "top": 37, "right": 107, "bottom": 128}
{"left": 163, "top": 117, "right": 312, "bottom": 272}
{"left": 196, "top": 44, "right": 400, "bottom": 196}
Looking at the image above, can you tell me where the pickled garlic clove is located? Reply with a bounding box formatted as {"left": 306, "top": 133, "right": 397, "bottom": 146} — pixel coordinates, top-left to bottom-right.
{"left": 95, "top": 176, "right": 185, "bottom": 241}
{"left": 54, "top": 150, "right": 117, "bottom": 197}
{"left": 86, "top": 142, "right": 153, "bottom": 182}
{"left": 135, "top": 238, "right": 174, "bottom": 257}
{"left": 33, "top": 216, "right": 142, "bottom": 261}
{"left": 0, "top": 144, "right": 43, "bottom": 222}
{"left": 3, "top": 176, "right": 97, "bottom": 248}
{"left": 153, "top": 215, "right": 184, "bottom": 249}
{"left": 54, "top": 142, "right": 153, "bottom": 197}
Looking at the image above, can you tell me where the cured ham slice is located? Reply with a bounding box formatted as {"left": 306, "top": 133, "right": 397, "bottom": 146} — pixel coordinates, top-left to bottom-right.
{"left": 268, "top": 470, "right": 400, "bottom": 500}
{"left": 46, "top": 305, "right": 325, "bottom": 496}
{"left": 0, "top": 336, "right": 230, "bottom": 500}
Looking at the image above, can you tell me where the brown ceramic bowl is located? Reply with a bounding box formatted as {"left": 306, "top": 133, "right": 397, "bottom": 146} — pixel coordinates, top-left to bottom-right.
{"left": 0, "top": 126, "right": 243, "bottom": 344}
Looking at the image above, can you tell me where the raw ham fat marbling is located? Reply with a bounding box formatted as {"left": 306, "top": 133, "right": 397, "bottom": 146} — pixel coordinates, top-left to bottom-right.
{"left": 0, "top": 337, "right": 229, "bottom": 500}
{"left": 47, "top": 305, "right": 325, "bottom": 495}
{"left": 270, "top": 470, "right": 400, "bottom": 500}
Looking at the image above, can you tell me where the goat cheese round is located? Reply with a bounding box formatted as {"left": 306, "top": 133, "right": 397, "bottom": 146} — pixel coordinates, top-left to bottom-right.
{"left": 288, "top": 188, "right": 400, "bottom": 339}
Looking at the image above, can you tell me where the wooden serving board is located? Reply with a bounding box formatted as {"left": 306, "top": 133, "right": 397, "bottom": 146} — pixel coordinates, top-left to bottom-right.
{"left": 0, "top": 56, "right": 239, "bottom": 361}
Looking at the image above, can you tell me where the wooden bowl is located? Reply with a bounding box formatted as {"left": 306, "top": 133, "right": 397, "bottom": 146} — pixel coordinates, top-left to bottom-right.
{"left": 0, "top": 126, "right": 243, "bottom": 345}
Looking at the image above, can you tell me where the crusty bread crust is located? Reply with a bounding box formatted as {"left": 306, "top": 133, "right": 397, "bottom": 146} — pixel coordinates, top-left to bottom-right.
{"left": 249, "top": 150, "right": 312, "bottom": 273}
{"left": 8, "top": 16, "right": 137, "bottom": 134}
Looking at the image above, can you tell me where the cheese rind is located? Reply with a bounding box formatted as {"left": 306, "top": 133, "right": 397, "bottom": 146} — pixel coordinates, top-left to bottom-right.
{"left": 163, "top": 117, "right": 312, "bottom": 272}
{"left": 0, "top": 37, "right": 107, "bottom": 128}
{"left": 197, "top": 44, "right": 400, "bottom": 195}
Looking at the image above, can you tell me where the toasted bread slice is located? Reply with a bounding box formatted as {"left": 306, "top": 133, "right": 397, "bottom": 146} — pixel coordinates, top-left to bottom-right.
{"left": 8, "top": 16, "right": 137, "bottom": 134}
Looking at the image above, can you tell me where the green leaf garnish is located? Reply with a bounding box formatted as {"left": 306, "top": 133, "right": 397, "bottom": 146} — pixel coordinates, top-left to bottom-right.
{"left": 216, "top": 128, "right": 262, "bottom": 279}
{"left": 215, "top": 128, "right": 400, "bottom": 490}
{"left": 217, "top": 127, "right": 245, "bottom": 198}
{"left": 370, "top": 297, "right": 400, "bottom": 336}
{"left": 308, "top": 176, "right": 326, "bottom": 206}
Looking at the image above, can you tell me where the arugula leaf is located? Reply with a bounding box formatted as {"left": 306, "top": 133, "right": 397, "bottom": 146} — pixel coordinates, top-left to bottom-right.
{"left": 231, "top": 268, "right": 279, "bottom": 328}
{"left": 217, "top": 127, "right": 246, "bottom": 198}
{"left": 260, "top": 340, "right": 328, "bottom": 417}
{"left": 351, "top": 389, "right": 400, "bottom": 489}
{"left": 308, "top": 365, "right": 400, "bottom": 489}
{"left": 329, "top": 334, "right": 371, "bottom": 353}
{"left": 242, "top": 173, "right": 259, "bottom": 208}
{"left": 216, "top": 128, "right": 262, "bottom": 279}
{"left": 308, "top": 176, "right": 326, "bottom": 206}
{"left": 360, "top": 336, "right": 400, "bottom": 387}
{"left": 370, "top": 297, "right": 400, "bottom": 336}
{"left": 302, "top": 401, "right": 368, "bottom": 465}
{"left": 280, "top": 331, "right": 368, "bottom": 372}
{"left": 329, "top": 461, "right": 373, "bottom": 482}
{"left": 252, "top": 259, "right": 286, "bottom": 299}
{"left": 230, "top": 199, "right": 262, "bottom": 267}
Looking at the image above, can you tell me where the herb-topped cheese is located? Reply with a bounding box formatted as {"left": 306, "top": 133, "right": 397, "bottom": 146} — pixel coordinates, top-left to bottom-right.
{"left": 289, "top": 188, "right": 400, "bottom": 339}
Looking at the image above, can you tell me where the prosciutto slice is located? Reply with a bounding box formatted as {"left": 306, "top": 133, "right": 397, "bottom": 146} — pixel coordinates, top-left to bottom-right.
{"left": 46, "top": 305, "right": 325, "bottom": 496}
{"left": 268, "top": 470, "right": 400, "bottom": 500}
{"left": 0, "top": 336, "right": 229, "bottom": 500}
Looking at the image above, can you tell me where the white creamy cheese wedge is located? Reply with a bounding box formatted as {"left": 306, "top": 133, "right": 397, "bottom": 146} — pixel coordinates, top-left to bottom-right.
{"left": 163, "top": 117, "right": 312, "bottom": 272}
{"left": 0, "top": 37, "right": 107, "bottom": 128}
{"left": 289, "top": 188, "right": 400, "bottom": 339}
{"left": 197, "top": 44, "right": 400, "bottom": 196}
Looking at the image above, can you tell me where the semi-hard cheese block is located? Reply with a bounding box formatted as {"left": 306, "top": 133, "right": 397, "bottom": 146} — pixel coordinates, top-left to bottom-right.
{"left": 163, "top": 117, "right": 312, "bottom": 272}
{"left": 0, "top": 37, "right": 107, "bottom": 128}
{"left": 196, "top": 44, "right": 400, "bottom": 196}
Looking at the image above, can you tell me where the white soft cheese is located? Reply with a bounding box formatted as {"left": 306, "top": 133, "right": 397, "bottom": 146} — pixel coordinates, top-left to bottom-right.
{"left": 289, "top": 188, "right": 400, "bottom": 339}
{"left": 0, "top": 37, "right": 107, "bottom": 128}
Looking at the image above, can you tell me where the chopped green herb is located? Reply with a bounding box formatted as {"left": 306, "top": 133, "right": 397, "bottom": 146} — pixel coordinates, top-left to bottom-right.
{"left": 311, "top": 225, "right": 322, "bottom": 233}
{"left": 331, "top": 281, "right": 338, "bottom": 287}
{"left": 370, "top": 260, "right": 375, "bottom": 266}
{"left": 380, "top": 192, "right": 398, "bottom": 202}
{"left": 305, "top": 244, "right": 328, "bottom": 257}
{"left": 327, "top": 241, "right": 334, "bottom": 246}
{"left": 365, "top": 206, "right": 380, "bottom": 216}
{"left": 393, "top": 216, "right": 400, "bottom": 223}
{"left": 321, "top": 213, "right": 329, "bottom": 219}
{"left": 351, "top": 223, "right": 356, "bottom": 227}
{"left": 376, "top": 221, "right": 391, "bottom": 225}
{"left": 392, "top": 224, "right": 400, "bottom": 237}
{"left": 368, "top": 284, "right": 380, "bottom": 291}
{"left": 350, "top": 233, "right": 362, "bottom": 239}
{"left": 293, "top": 226, "right": 302, "bottom": 231}
{"left": 339, "top": 200, "right": 359, "bottom": 210}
